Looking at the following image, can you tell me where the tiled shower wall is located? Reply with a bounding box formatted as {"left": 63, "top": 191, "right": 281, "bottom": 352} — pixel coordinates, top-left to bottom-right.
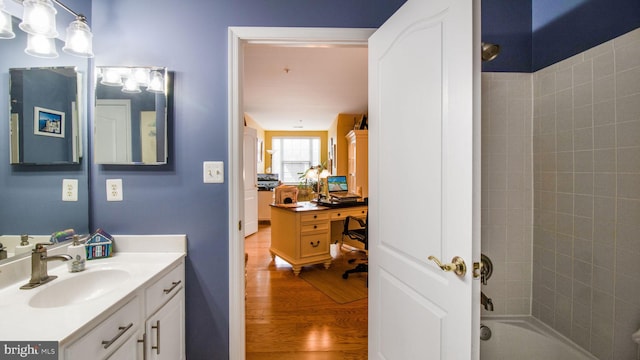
{"left": 532, "top": 28, "right": 640, "bottom": 359}
{"left": 481, "top": 73, "right": 533, "bottom": 315}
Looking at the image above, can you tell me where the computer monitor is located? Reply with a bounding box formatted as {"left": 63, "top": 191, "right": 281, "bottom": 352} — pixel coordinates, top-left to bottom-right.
{"left": 327, "top": 175, "right": 348, "bottom": 192}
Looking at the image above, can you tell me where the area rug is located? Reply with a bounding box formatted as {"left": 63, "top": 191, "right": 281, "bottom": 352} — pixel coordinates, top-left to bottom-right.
{"left": 299, "top": 252, "right": 367, "bottom": 304}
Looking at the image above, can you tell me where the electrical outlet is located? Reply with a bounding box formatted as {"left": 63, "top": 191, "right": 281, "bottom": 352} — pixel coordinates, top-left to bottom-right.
{"left": 62, "top": 179, "right": 78, "bottom": 202}
{"left": 106, "top": 179, "right": 123, "bottom": 201}
{"left": 203, "top": 161, "right": 224, "bottom": 183}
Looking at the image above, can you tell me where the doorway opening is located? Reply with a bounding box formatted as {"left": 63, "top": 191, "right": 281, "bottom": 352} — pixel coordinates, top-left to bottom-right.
{"left": 228, "top": 27, "right": 373, "bottom": 360}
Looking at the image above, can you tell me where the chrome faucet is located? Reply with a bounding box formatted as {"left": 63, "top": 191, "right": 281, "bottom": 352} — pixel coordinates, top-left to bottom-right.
{"left": 20, "top": 243, "right": 72, "bottom": 290}
{"left": 481, "top": 291, "right": 494, "bottom": 311}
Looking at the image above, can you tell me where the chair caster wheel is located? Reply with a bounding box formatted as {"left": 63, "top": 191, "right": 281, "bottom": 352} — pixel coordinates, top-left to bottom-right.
{"left": 342, "top": 273, "right": 349, "bottom": 279}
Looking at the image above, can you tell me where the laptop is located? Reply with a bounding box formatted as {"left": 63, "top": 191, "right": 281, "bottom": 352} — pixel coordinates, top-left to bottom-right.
{"left": 326, "top": 175, "right": 360, "bottom": 200}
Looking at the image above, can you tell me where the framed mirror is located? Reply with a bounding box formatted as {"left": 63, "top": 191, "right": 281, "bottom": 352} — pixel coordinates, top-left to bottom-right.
{"left": 94, "top": 66, "right": 168, "bottom": 165}
{"left": 0, "top": 13, "right": 90, "bottom": 264}
{"left": 9, "top": 66, "right": 82, "bottom": 164}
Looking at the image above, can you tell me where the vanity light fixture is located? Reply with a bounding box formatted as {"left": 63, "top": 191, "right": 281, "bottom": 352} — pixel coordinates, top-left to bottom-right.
{"left": 0, "top": 0, "right": 93, "bottom": 58}
{"left": 98, "top": 67, "right": 166, "bottom": 94}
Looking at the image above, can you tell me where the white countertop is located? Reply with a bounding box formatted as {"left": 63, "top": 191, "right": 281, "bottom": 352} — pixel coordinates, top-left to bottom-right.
{"left": 0, "top": 235, "right": 186, "bottom": 345}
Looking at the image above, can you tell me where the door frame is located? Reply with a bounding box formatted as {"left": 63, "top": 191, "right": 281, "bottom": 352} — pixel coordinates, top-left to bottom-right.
{"left": 228, "top": 27, "right": 374, "bottom": 360}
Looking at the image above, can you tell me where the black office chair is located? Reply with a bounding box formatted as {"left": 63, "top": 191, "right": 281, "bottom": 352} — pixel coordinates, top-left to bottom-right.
{"left": 341, "top": 213, "right": 368, "bottom": 280}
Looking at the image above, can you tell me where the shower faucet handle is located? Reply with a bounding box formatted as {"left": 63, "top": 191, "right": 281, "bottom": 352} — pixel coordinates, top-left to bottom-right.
{"left": 480, "top": 254, "right": 493, "bottom": 285}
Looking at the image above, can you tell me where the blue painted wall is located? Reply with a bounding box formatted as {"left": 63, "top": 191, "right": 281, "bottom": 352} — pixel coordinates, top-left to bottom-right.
{"left": 482, "top": 0, "right": 532, "bottom": 72}
{"left": 90, "top": 1, "right": 405, "bottom": 358}
{"left": 532, "top": 0, "right": 640, "bottom": 71}
{"left": 483, "top": 0, "right": 640, "bottom": 72}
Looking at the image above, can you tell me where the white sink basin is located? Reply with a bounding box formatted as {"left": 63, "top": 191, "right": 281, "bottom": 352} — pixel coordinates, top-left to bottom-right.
{"left": 29, "top": 269, "right": 131, "bottom": 308}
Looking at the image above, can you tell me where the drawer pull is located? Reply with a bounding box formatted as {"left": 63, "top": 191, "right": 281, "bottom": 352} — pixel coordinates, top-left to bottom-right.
{"left": 163, "top": 280, "right": 182, "bottom": 294}
{"left": 152, "top": 320, "right": 161, "bottom": 354}
{"left": 102, "top": 322, "right": 133, "bottom": 349}
{"left": 138, "top": 333, "right": 147, "bottom": 360}
{"left": 310, "top": 241, "right": 320, "bottom": 247}
{"left": 313, "top": 225, "right": 317, "bottom": 229}
{"left": 313, "top": 215, "right": 317, "bottom": 219}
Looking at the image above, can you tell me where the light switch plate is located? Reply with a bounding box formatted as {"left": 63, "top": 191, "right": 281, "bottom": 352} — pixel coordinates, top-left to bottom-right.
{"left": 62, "top": 179, "right": 78, "bottom": 202}
{"left": 203, "top": 161, "right": 224, "bottom": 183}
{"left": 106, "top": 179, "right": 123, "bottom": 201}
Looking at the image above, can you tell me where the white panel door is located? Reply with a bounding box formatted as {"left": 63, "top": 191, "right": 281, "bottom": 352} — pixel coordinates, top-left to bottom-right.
{"left": 95, "top": 99, "right": 132, "bottom": 163}
{"left": 243, "top": 127, "right": 259, "bottom": 236}
{"left": 368, "top": 0, "right": 479, "bottom": 359}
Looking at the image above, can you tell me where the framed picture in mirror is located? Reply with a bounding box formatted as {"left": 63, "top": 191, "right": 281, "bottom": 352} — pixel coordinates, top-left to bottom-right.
{"left": 34, "top": 106, "right": 65, "bottom": 138}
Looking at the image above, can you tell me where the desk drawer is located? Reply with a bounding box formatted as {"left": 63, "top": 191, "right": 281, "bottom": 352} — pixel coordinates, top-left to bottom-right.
{"left": 331, "top": 208, "right": 367, "bottom": 221}
{"left": 300, "top": 233, "right": 330, "bottom": 258}
{"left": 301, "top": 212, "right": 330, "bottom": 223}
{"left": 301, "top": 222, "right": 329, "bottom": 234}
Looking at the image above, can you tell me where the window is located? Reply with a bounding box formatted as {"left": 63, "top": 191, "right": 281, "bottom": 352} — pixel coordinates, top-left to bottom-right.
{"left": 271, "top": 137, "right": 320, "bottom": 184}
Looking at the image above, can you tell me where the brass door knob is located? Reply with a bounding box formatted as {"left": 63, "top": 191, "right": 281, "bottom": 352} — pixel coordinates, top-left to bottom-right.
{"left": 427, "top": 255, "right": 467, "bottom": 277}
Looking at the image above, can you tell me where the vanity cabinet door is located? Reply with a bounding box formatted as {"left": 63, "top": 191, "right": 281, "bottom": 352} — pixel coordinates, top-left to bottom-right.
{"left": 145, "top": 288, "right": 185, "bottom": 360}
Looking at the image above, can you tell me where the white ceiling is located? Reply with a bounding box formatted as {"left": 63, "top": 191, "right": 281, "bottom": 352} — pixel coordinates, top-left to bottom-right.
{"left": 243, "top": 44, "right": 368, "bottom": 131}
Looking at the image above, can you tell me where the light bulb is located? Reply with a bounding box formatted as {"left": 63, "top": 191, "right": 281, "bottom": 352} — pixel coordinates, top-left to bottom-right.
{"left": 101, "top": 68, "right": 123, "bottom": 86}
{"left": 147, "top": 71, "right": 165, "bottom": 93}
{"left": 133, "top": 68, "right": 150, "bottom": 85}
{"left": 25, "top": 33, "right": 58, "bottom": 58}
{"left": 122, "top": 76, "right": 141, "bottom": 93}
{"left": 0, "top": 9, "right": 15, "bottom": 39}
{"left": 62, "top": 18, "right": 93, "bottom": 58}
{"left": 19, "top": 0, "right": 57, "bottom": 38}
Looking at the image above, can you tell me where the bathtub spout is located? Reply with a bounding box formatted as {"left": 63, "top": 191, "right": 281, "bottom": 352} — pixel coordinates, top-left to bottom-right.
{"left": 481, "top": 291, "right": 494, "bottom": 311}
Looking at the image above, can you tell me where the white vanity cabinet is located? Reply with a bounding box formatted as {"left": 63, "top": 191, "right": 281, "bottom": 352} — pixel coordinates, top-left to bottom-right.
{"left": 144, "top": 261, "right": 185, "bottom": 360}
{"left": 62, "top": 258, "right": 185, "bottom": 360}
{"left": 0, "top": 235, "right": 187, "bottom": 360}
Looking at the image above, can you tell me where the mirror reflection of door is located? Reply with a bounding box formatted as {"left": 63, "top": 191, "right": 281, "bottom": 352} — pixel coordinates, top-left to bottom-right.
{"left": 95, "top": 99, "right": 132, "bottom": 163}
{"left": 10, "top": 114, "right": 19, "bottom": 164}
{"left": 140, "top": 111, "right": 157, "bottom": 163}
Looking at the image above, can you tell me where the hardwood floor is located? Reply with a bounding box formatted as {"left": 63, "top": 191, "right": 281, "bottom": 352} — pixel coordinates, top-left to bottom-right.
{"left": 245, "top": 224, "right": 368, "bottom": 360}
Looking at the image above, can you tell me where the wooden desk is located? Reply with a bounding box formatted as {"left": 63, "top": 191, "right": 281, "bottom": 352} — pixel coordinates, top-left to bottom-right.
{"left": 269, "top": 201, "right": 367, "bottom": 275}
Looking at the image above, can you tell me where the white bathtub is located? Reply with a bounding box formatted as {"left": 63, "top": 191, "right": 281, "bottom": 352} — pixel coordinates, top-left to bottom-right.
{"left": 480, "top": 316, "right": 598, "bottom": 360}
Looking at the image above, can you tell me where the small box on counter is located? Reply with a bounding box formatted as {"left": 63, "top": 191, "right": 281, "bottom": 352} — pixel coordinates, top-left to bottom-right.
{"left": 86, "top": 228, "right": 113, "bottom": 260}
{"left": 50, "top": 228, "right": 76, "bottom": 243}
